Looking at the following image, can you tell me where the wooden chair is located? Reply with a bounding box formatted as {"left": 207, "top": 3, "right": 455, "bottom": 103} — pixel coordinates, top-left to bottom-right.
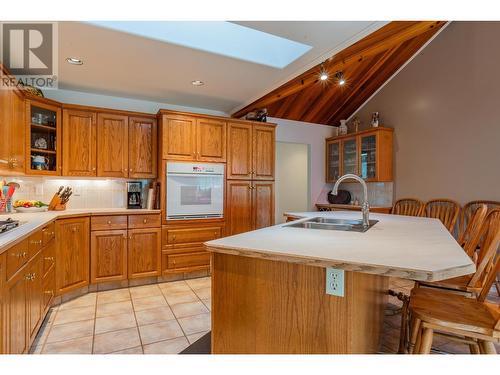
{"left": 460, "top": 200, "right": 500, "bottom": 240}
{"left": 408, "top": 209, "right": 500, "bottom": 354}
{"left": 417, "top": 204, "right": 489, "bottom": 295}
{"left": 461, "top": 201, "right": 500, "bottom": 297}
{"left": 422, "top": 199, "right": 461, "bottom": 233}
{"left": 391, "top": 198, "right": 424, "bottom": 217}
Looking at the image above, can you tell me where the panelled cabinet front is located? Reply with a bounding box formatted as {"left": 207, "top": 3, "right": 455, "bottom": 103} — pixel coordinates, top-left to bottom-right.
{"left": 227, "top": 122, "right": 253, "bottom": 180}
{"left": 161, "top": 114, "right": 197, "bottom": 160}
{"left": 62, "top": 109, "right": 97, "bottom": 176}
{"left": 55, "top": 217, "right": 90, "bottom": 295}
{"left": 90, "top": 230, "right": 128, "bottom": 283}
{"left": 129, "top": 117, "right": 158, "bottom": 178}
{"left": 97, "top": 113, "right": 129, "bottom": 177}
{"left": 128, "top": 228, "right": 161, "bottom": 279}
{"left": 226, "top": 180, "right": 254, "bottom": 235}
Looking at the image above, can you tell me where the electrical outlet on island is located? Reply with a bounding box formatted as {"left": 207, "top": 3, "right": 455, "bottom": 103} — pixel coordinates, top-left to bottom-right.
{"left": 326, "top": 267, "right": 344, "bottom": 297}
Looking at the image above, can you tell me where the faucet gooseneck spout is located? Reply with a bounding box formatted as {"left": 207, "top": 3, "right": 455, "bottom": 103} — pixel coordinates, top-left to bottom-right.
{"left": 332, "top": 174, "right": 370, "bottom": 227}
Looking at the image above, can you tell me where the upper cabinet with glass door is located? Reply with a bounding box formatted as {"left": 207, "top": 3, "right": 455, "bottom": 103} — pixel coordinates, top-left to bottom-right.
{"left": 325, "top": 127, "right": 393, "bottom": 183}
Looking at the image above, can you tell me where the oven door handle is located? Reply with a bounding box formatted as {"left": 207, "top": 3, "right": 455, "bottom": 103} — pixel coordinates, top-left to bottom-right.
{"left": 166, "top": 173, "right": 224, "bottom": 177}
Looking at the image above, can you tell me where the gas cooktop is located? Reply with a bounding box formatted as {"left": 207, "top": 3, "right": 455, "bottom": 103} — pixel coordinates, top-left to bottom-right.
{"left": 0, "top": 218, "right": 20, "bottom": 235}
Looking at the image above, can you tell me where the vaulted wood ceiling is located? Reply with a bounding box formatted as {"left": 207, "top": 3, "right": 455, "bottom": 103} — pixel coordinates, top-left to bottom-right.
{"left": 232, "top": 21, "right": 446, "bottom": 125}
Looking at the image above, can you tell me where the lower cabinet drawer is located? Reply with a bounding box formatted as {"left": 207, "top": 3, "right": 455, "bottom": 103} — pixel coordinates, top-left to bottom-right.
{"left": 91, "top": 215, "right": 128, "bottom": 231}
{"left": 128, "top": 214, "right": 161, "bottom": 229}
{"left": 28, "top": 230, "right": 43, "bottom": 258}
{"left": 165, "top": 252, "right": 210, "bottom": 269}
{"left": 6, "top": 239, "right": 29, "bottom": 281}
{"left": 41, "top": 222, "right": 55, "bottom": 246}
{"left": 164, "top": 226, "right": 222, "bottom": 245}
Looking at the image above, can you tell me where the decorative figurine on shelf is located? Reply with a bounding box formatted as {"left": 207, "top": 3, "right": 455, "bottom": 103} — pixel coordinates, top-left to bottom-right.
{"left": 339, "top": 119, "right": 348, "bottom": 135}
{"left": 245, "top": 108, "right": 268, "bottom": 122}
{"left": 371, "top": 112, "right": 380, "bottom": 127}
{"left": 31, "top": 155, "right": 49, "bottom": 170}
{"left": 34, "top": 137, "right": 48, "bottom": 149}
{"left": 352, "top": 116, "right": 361, "bottom": 133}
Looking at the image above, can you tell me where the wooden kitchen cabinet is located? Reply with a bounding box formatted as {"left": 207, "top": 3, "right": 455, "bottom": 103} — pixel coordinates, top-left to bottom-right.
{"left": 128, "top": 228, "right": 161, "bottom": 279}
{"left": 161, "top": 114, "right": 197, "bottom": 160}
{"left": 91, "top": 230, "right": 128, "bottom": 283}
{"left": 0, "top": 72, "right": 25, "bottom": 175}
{"left": 62, "top": 109, "right": 97, "bottom": 176}
{"left": 97, "top": 113, "right": 129, "bottom": 178}
{"left": 227, "top": 122, "right": 275, "bottom": 180}
{"left": 160, "top": 112, "right": 227, "bottom": 162}
{"left": 161, "top": 223, "right": 223, "bottom": 274}
{"left": 227, "top": 122, "right": 253, "bottom": 179}
{"left": 196, "top": 118, "right": 226, "bottom": 162}
{"left": 129, "top": 117, "right": 157, "bottom": 178}
{"left": 325, "top": 127, "right": 393, "bottom": 183}
{"left": 55, "top": 217, "right": 90, "bottom": 295}
{"left": 0, "top": 253, "right": 5, "bottom": 354}
{"left": 25, "top": 99, "right": 62, "bottom": 175}
{"left": 4, "top": 267, "right": 28, "bottom": 354}
{"left": 254, "top": 181, "right": 275, "bottom": 229}
{"left": 26, "top": 253, "right": 43, "bottom": 343}
{"left": 226, "top": 180, "right": 274, "bottom": 235}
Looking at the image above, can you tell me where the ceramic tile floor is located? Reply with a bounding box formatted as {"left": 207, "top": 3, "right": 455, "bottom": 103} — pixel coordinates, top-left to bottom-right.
{"left": 29, "top": 276, "right": 499, "bottom": 354}
{"left": 30, "top": 277, "right": 211, "bottom": 354}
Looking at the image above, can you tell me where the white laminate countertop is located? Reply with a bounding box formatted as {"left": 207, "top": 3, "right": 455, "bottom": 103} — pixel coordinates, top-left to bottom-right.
{"left": 0, "top": 208, "right": 161, "bottom": 253}
{"left": 205, "top": 211, "right": 475, "bottom": 282}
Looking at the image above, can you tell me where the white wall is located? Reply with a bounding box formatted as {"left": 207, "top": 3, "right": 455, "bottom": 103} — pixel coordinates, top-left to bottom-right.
{"left": 45, "top": 89, "right": 227, "bottom": 117}
{"left": 271, "top": 117, "right": 336, "bottom": 209}
{"left": 275, "top": 142, "right": 309, "bottom": 223}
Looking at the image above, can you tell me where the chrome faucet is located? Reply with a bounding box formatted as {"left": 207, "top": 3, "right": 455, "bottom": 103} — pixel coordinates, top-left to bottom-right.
{"left": 332, "top": 174, "right": 370, "bottom": 227}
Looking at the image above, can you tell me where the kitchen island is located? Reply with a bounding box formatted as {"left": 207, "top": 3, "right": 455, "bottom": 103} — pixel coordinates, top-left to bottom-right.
{"left": 204, "top": 211, "right": 475, "bottom": 354}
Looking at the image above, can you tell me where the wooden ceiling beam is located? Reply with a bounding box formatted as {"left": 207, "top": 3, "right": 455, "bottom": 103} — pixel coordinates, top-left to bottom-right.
{"left": 232, "top": 21, "right": 446, "bottom": 118}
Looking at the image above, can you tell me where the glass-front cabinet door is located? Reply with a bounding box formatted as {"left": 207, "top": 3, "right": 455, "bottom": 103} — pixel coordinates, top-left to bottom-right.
{"left": 326, "top": 140, "right": 340, "bottom": 182}
{"left": 360, "top": 134, "right": 377, "bottom": 180}
{"left": 342, "top": 138, "right": 358, "bottom": 175}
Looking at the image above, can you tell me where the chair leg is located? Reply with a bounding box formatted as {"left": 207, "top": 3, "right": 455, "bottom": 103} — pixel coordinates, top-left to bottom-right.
{"left": 478, "top": 340, "right": 497, "bottom": 354}
{"left": 409, "top": 317, "right": 421, "bottom": 354}
{"left": 418, "top": 327, "right": 434, "bottom": 354}
{"left": 398, "top": 296, "right": 410, "bottom": 353}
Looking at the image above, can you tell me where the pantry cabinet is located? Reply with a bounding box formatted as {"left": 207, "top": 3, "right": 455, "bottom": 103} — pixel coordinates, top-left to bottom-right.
{"left": 325, "top": 127, "right": 393, "bottom": 183}
{"left": 97, "top": 113, "right": 129, "bottom": 178}
{"left": 128, "top": 117, "right": 157, "bottom": 178}
{"left": 226, "top": 180, "right": 275, "bottom": 235}
{"left": 62, "top": 109, "right": 97, "bottom": 176}
{"left": 128, "top": 228, "right": 161, "bottom": 279}
{"left": 90, "top": 230, "right": 128, "bottom": 283}
{"left": 227, "top": 122, "right": 275, "bottom": 180}
{"left": 26, "top": 253, "right": 43, "bottom": 343}
{"left": 160, "top": 112, "right": 227, "bottom": 162}
{"left": 55, "top": 217, "right": 90, "bottom": 295}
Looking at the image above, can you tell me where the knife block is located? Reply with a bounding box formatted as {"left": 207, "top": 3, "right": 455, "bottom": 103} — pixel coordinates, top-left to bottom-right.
{"left": 48, "top": 193, "right": 67, "bottom": 211}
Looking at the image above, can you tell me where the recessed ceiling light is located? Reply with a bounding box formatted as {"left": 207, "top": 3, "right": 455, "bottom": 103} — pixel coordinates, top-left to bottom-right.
{"left": 191, "top": 80, "right": 204, "bottom": 86}
{"left": 335, "top": 71, "right": 346, "bottom": 86}
{"left": 66, "top": 57, "right": 83, "bottom": 65}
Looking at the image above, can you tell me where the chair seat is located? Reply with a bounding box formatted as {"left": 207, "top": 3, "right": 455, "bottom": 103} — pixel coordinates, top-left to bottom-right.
{"left": 410, "top": 287, "right": 500, "bottom": 338}
{"left": 418, "top": 274, "right": 479, "bottom": 293}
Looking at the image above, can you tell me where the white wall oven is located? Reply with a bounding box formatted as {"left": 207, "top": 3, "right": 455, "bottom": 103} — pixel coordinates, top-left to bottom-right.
{"left": 166, "top": 162, "right": 224, "bottom": 220}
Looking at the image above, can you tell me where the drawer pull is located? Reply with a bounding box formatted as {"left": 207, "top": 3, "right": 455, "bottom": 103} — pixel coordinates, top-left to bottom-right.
{"left": 143, "top": 219, "right": 147, "bottom": 224}
{"left": 44, "top": 290, "right": 54, "bottom": 296}
{"left": 107, "top": 220, "right": 112, "bottom": 224}
{"left": 44, "top": 256, "right": 54, "bottom": 261}
{"left": 31, "top": 240, "right": 42, "bottom": 245}
{"left": 172, "top": 235, "right": 176, "bottom": 241}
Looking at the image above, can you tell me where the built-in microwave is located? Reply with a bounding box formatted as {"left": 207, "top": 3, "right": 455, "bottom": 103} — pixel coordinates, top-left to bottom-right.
{"left": 166, "top": 162, "right": 224, "bottom": 220}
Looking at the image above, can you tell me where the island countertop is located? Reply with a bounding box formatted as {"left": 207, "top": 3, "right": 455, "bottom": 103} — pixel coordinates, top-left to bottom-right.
{"left": 205, "top": 211, "right": 475, "bottom": 282}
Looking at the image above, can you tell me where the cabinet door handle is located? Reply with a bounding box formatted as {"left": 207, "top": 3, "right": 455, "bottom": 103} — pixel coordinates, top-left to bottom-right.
{"left": 107, "top": 220, "right": 112, "bottom": 224}
{"left": 44, "top": 256, "right": 54, "bottom": 261}
{"left": 143, "top": 219, "right": 147, "bottom": 224}
{"left": 22, "top": 251, "right": 27, "bottom": 258}
{"left": 129, "top": 235, "right": 132, "bottom": 239}
{"left": 92, "top": 167, "right": 96, "bottom": 171}
{"left": 129, "top": 169, "right": 133, "bottom": 172}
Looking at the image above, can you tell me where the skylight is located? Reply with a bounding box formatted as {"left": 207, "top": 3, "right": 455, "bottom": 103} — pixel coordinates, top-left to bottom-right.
{"left": 88, "top": 21, "right": 312, "bottom": 68}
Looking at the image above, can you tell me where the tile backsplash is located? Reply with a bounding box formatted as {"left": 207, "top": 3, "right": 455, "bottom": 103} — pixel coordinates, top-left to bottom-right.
{"left": 0, "top": 177, "right": 152, "bottom": 211}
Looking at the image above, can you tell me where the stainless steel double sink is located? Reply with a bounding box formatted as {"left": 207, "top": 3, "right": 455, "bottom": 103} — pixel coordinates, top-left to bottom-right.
{"left": 285, "top": 217, "right": 378, "bottom": 233}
